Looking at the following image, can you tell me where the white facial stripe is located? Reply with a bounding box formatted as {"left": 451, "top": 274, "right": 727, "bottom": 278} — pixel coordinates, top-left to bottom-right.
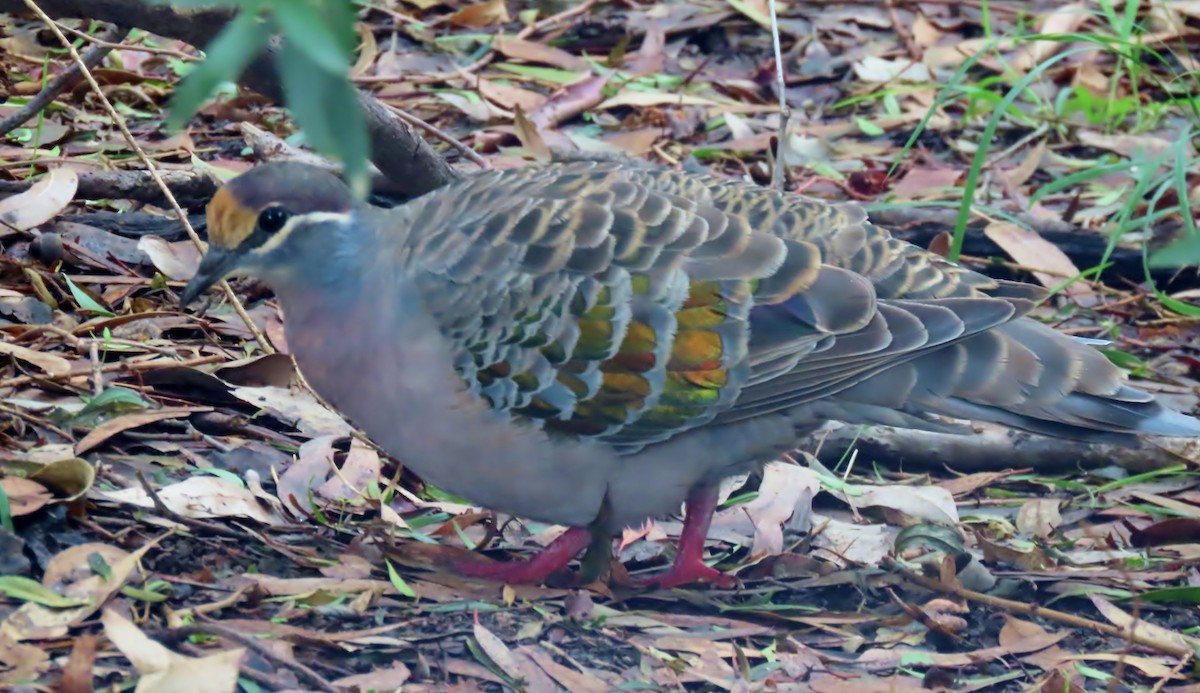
{"left": 248, "top": 211, "right": 353, "bottom": 256}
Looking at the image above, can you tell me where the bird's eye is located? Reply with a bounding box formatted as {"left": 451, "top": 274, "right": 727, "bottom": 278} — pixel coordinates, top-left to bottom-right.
{"left": 257, "top": 206, "right": 290, "bottom": 234}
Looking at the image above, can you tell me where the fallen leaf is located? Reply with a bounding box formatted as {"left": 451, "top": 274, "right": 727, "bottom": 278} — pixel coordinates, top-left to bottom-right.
{"left": 529, "top": 72, "right": 612, "bottom": 131}
{"left": 476, "top": 77, "right": 547, "bottom": 113}
{"left": 1089, "top": 594, "right": 1200, "bottom": 657}
{"left": 492, "top": 35, "right": 587, "bottom": 71}
{"left": 102, "top": 609, "right": 244, "bottom": 693}
{"left": 0, "top": 477, "right": 52, "bottom": 516}
{"left": 137, "top": 236, "right": 201, "bottom": 281}
{"left": 75, "top": 407, "right": 209, "bottom": 456}
{"left": 230, "top": 385, "right": 352, "bottom": 437}
{"left": 0, "top": 341, "right": 71, "bottom": 376}
{"left": 1016, "top": 498, "right": 1062, "bottom": 538}
{"left": 853, "top": 55, "right": 931, "bottom": 83}
{"left": 447, "top": 0, "right": 509, "bottom": 27}
{"left": 889, "top": 167, "right": 961, "bottom": 200}
{"left": 0, "top": 167, "right": 78, "bottom": 236}
{"left": 97, "top": 475, "right": 285, "bottom": 525}
{"left": 1010, "top": 4, "right": 1090, "bottom": 73}
{"left": 514, "top": 105, "right": 552, "bottom": 161}
{"left": 983, "top": 222, "right": 1098, "bottom": 304}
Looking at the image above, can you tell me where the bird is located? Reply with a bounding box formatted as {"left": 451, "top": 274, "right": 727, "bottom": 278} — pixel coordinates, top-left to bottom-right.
{"left": 181, "top": 159, "right": 1200, "bottom": 589}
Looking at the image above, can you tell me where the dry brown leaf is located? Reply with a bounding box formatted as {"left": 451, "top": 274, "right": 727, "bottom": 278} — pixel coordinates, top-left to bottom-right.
{"left": 492, "top": 35, "right": 587, "bottom": 71}
{"left": 0, "top": 167, "right": 78, "bottom": 236}
{"left": 1077, "top": 130, "right": 1178, "bottom": 159}
{"left": 476, "top": 77, "right": 546, "bottom": 113}
{"left": 845, "top": 484, "right": 959, "bottom": 526}
{"left": 529, "top": 72, "right": 611, "bottom": 131}
{"left": 911, "top": 13, "right": 941, "bottom": 47}
{"left": 1015, "top": 498, "right": 1062, "bottom": 538}
{"left": 602, "top": 128, "right": 661, "bottom": 156}
{"left": 75, "top": 407, "right": 209, "bottom": 456}
{"left": 102, "top": 610, "right": 244, "bottom": 693}
{"left": 983, "top": 222, "right": 1098, "bottom": 304}
{"left": 316, "top": 437, "right": 381, "bottom": 500}
{"left": 0, "top": 341, "right": 71, "bottom": 376}
{"left": 137, "top": 236, "right": 202, "bottom": 281}
{"left": 56, "top": 632, "right": 97, "bottom": 693}
{"left": 1, "top": 537, "right": 162, "bottom": 640}
{"left": 889, "top": 167, "right": 961, "bottom": 200}
{"left": 597, "top": 90, "right": 777, "bottom": 115}
{"left": 514, "top": 105, "right": 552, "bottom": 161}
{"left": 446, "top": 0, "right": 509, "bottom": 27}
{"left": 277, "top": 434, "right": 338, "bottom": 513}
{"left": 351, "top": 22, "right": 377, "bottom": 78}
{"left": 97, "top": 475, "right": 286, "bottom": 525}
{"left": 333, "top": 663, "right": 412, "bottom": 691}
{"left": 1010, "top": 4, "right": 1090, "bottom": 73}
{"left": 472, "top": 620, "right": 524, "bottom": 681}
{"left": 230, "top": 385, "right": 352, "bottom": 437}
{"left": 1089, "top": 594, "right": 1199, "bottom": 657}
{"left": 0, "top": 477, "right": 52, "bottom": 516}
{"left": 999, "top": 138, "right": 1047, "bottom": 189}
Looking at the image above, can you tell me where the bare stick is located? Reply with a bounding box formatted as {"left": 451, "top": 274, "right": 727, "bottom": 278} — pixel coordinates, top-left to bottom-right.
{"left": 767, "top": 0, "right": 790, "bottom": 191}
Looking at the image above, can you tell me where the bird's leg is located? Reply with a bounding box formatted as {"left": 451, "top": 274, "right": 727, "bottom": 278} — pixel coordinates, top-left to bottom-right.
{"left": 636, "top": 484, "right": 736, "bottom": 589}
{"left": 454, "top": 526, "right": 592, "bottom": 584}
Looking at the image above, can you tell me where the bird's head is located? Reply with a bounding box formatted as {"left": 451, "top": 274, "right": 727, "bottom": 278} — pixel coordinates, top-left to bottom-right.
{"left": 180, "top": 162, "right": 356, "bottom": 305}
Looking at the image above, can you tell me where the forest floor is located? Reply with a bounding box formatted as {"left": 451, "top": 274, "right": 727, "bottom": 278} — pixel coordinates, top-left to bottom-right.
{"left": 2, "top": 1, "right": 1200, "bottom": 691}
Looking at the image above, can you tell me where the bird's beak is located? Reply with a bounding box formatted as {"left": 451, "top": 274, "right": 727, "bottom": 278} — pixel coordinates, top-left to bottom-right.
{"left": 180, "top": 246, "right": 240, "bottom": 305}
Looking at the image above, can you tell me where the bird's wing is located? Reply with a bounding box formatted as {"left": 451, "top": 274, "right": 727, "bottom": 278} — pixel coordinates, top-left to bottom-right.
{"left": 393, "top": 161, "right": 1016, "bottom": 449}
{"left": 396, "top": 160, "right": 1194, "bottom": 450}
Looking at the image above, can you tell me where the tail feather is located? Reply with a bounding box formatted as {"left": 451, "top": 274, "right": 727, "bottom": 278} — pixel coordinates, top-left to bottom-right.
{"left": 830, "top": 316, "right": 1200, "bottom": 442}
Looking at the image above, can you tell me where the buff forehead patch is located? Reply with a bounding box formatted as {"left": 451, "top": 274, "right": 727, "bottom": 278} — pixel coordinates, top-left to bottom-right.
{"left": 205, "top": 186, "right": 260, "bottom": 250}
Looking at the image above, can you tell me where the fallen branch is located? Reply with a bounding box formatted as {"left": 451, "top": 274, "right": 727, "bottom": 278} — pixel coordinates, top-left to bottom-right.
{"left": 870, "top": 206, "right": 1197, "bottom": 288}
{"left": 811, "top": 422, "right": 1196, "bottom": 473}
{"left": 884, "top": 556, "right": 1198, "bottom": 660}
{"left": 0, "top": 169, "right": 219, "bottom": 206}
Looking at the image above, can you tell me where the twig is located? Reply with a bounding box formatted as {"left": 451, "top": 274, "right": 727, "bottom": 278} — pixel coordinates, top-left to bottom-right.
{"left": 767, "top": 0, "right": 789, "bottom": 191}
{"left": 22, "top": 0, "right": 275, "bottom": 356}
{"left": 886, "top": 557, "right": 1197, "bottom": 659}
{"left": 0, "top": 24, "right": 131, "bottom": 137}
{"left": 0, "top": 353, "right": 223, "bottom": 391}
{"left": 170, "top": 621, "right": 338, "bottom": 693}
{"left": 384, "top": 104, "right": 488, "bottom": 169}
{"left": 58, "top": 22, "right": 198, "bottom": 61}
{"left": 884, "top": 0, "right": 922, "bottom": 62}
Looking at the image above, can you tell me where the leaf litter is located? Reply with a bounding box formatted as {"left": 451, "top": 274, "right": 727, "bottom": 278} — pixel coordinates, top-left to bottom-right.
{"left": 2, "top": 1, "right": 1200, "bottom": 691}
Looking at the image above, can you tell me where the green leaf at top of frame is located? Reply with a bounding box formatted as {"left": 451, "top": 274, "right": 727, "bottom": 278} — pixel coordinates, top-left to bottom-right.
{"left": 272, "top": 0, "right": 358, "bottom": 75}
{"left": 164, "top": 4, "right": 268, "bottom": 132}
{"left": 277, "top": 38, "right": 370, "bottom": 197}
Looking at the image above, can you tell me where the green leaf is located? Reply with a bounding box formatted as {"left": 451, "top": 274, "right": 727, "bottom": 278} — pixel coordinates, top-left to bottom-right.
{"left": 88, "top": 552, "right": 113, "bottom": 580}
{"left": 0, "top": 484, "right": 12, "bottom": 533}
{"left": 272, "top": 1, "right": 355, "bottom": 75}
{"left": 276, "top": 38, "right": 370, "bottom": 196}
{"left": 165, "top": 6, "right": 268, "bottom": 131}
{"left": 854, "top": 117, "right": 884, "bottom": 136}
{"left": 1134, "top": 586, "right": 1200, "bottom": 605}
{"left": 0, "top": 575, "right": 91, "bottom": 608}
{"left": 492, "top": 63, "right": 585, "bottom": 84}
{"left": 61, "top": 274, "right": 114, "bottom": 316}
{"left": 385, "top": 560, "right": 416, "bottom": 598}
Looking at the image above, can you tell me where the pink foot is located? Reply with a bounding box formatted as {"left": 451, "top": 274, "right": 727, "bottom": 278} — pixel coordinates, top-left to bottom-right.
{"left": 635, "top": 484, "right": 738, "bottom": 590}
{"left": 635, "top": 558, "right": 737, "bottom": 589}
{"left": 454, "top": 527, "right": 591, "bottom": 585}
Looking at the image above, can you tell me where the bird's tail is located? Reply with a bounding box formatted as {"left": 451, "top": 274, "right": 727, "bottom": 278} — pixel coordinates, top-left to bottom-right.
{"left": 830, "top": 317, "right": 1200, "bottom": 443}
